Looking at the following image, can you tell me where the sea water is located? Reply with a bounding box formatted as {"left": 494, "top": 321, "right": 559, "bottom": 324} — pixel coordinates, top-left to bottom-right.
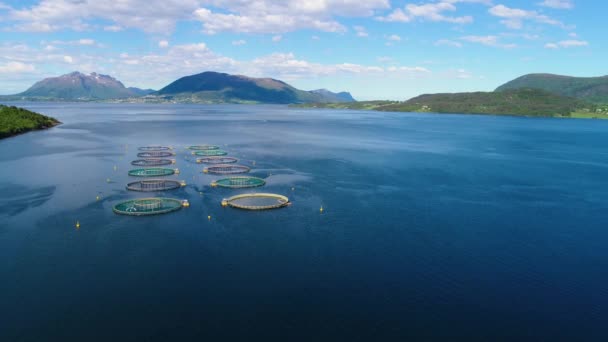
{"left": 1, "top": 103, "right": 608, "bottom": 340}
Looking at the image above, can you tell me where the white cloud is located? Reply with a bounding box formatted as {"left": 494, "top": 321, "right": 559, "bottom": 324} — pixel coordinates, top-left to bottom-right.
{"left": 353, "top": 26, "right": 368, "bottom": 37}
{"left": 63, "top": 55, "right": 73, "bottom": 63}
{"left": 193, "top": 0, "right": 389, "bottom": 34}
{"left": 545, "top": 39, "right": 588, "bottom": 48}
{"left": 0, "top": 61, "right": 35, "bottom": 73}
{"left": 78, "top": 39, "right": 95, "bottom": 45}
{"left": 539, "top": 0, "right": 574, "bottom": 9}
{"left": 311, "top": 35, "right": 320, "bottom": 40}
{"left": 377, "top": 1, "right": 478, "bottom": 24}
{"left": 6, "top": 0, "right": 203, "bottom": 33}
{"left": 460, "top": 35, "right": 517, "bottom": 48}
{"left": 435, "top": 39, "right": 463, "bottom": 47}
{"left": 489, "top": 4, "right": 567, "bottom": 29}
{"left": 388, "top": 34, "right": 401, "bottom": 41}
{"left": 103, "top": 25, "right": 123, "bottom": 32}
{"left": 159, "top": 40, "right": 169, "bottom": 48}
{"left": 231, "top": 40, "right": 246, "bottom": 46}
{"left": 272, "top": 35, "right": 282, "bottom": 42}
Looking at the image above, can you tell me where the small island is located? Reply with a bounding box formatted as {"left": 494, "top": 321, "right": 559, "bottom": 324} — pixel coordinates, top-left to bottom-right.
{"left": 0, "top": 105, "right": 60, "bottom": 139}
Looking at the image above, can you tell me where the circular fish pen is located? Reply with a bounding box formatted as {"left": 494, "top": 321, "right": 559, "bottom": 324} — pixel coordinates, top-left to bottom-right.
{"left": 138, "top": 146, "right": 172, "bottom": 151}
{"left": 138, "top": 151, "right": 175, "bottom": 158}
{"left": 194, "top": 150, "right": 227, "bottom": 157}
{"left": 127, "top": 179, "right": 182, "bottom": 192}
{"left": 196, "top": 156, "right": 238, "bottom": 164}
{"left": 212, "top": 176, "right": 265, "bottom": 189}
{"left": 131, "top": 159, "right": 173, "bottom": 166}
{"left": 221, "top": 193, "right": 289, "bottom": 210}
{"left": 113, "top": 197, "right": 184, "bottom": 216}
{"left": 189, "top": 145, "right": 219, "bottom": 151}
{"left": 204, "top": 164, "right": 250, "bottom": 175}
{"left": 128, "top": 168, "right": 176, "bottom": 177}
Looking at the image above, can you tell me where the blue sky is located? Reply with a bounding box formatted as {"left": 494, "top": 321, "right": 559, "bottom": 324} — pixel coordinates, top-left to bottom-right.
{"left": 0, "top": 0, "right": 601, "bottom": 100}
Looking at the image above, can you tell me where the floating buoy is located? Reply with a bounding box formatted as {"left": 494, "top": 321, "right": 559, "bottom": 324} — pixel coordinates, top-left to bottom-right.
{"left": 106, "top": 178, "right": 111, "bottom": 183}
{"left": 75, "top": 221, "right": 80, "bottom": 229}
{"left": 221, "top": 199, "right": 228, "bottom": 207}
{"left": 320, "top": 206, "right": 324, "bottom": 213}
{"left": 180, "top": 180, "right": 187, "bottom": 187}
{"left": 211, "top": 182, "right": 217, "bottom": 187}
{"left": 199, "top": 192, "right": 203, "bottom": 196}
{"left": 113, "top": 165, "right": 117, "bottom": 171}
{"left": 208, "top": 215, "right": 211, "bottom": 220}
{"left": 171, "top": 160, "right": 176, "bottom": 164}
{"left": 182, "top": 200, "right": 190, "bottom": 208}
{"left": 174, "top": 168, "right": 180, "bottom": 174}
{"left": 291, "top": 187, "right": 295, "bottom": 191}
{"left": 203, "top": 168, "right": 209, "bottom": 174}
{"left": 96, "top": 195, "right": 100, "bottom": 201}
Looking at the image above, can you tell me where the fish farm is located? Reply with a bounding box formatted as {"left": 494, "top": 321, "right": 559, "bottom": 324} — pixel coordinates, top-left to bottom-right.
{"left": 128, "top": 168, "right": 176, "bottom": 177}
{"left": 189, "top": 145, "right": 220, "bottom": 150}
{"left": 204, "top": 164, "right": 250, "bottom": 175}
{"left": 126, "top": 179, "right": 183, "bottom": 192}
{"left": 196, "top": 156, "right": 238, "bottom": 164}
{"left": 113, "top": 198, "right": 185, "bottom": 216}
{"left": 194, "top": 150, "right": 228, "bottom": 157}
{"left": 221, "top": 193, "right": 290, "bottom": 210}
{"left": 211, "top": 176, "right": 266, "bottom": 188}
{"left": 131, "top": 159, "right": 174, "bottom": 166}
{"left": 138, "top": 146, "right": 172, "bottom": 151}
{"left": 137, "top": 151, "right": 175, "bottom": 158}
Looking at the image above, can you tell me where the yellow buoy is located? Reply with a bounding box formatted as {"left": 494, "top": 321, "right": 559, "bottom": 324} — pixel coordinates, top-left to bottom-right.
{"left": 75, "top": 221, "right": 80, "bottom": 229}
{"left": 221, "top": 199, "right": 228, "bottom": 207}
{"left": 174, "top": 168, "right": 180, "bottom": 174}
{"left": 208, "top": 215, "right": 211, "bottom": 220}
{"left": 180, "top": 181, "right": 187, "bottom": 187}
{"left": 320, "top": 206, "right": 324, "bottom": 213}
{"left": 211, "top": 182, "right": 217, "bottom": 187}
{"left": 182, "top": 200, "right": 190, "bottom": 208}
{"left": 203, "top": 168, "right": 209, "bottom": 174}
{"left": 96, "top": 195, "right": 100, "bottom": 201}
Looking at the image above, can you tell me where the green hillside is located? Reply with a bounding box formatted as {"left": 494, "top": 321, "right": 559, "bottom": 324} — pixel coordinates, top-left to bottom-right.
{"left": 293, "top": 89, "right": 605, "bottom": 118}
{"left": 496, "top": 73, "right": 608, "bottom": 103}
{"left": 0, "top": 105, "right": 60, "bottom": 139}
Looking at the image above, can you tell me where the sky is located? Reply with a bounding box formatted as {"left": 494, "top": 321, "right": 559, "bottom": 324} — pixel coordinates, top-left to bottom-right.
{"left": 0, "top": 0, "right": 603, "bottom": 100}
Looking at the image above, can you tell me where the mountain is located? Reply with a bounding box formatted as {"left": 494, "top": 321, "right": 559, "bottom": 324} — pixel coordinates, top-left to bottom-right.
{"left": 15, "top": 72, "right": 147, "bottom": 100}
{"left": 496, "top": 73, "right": 608, "bottom": 103}
{"left": 294, "top": 88, "right": 593, "bottom": 117}
{"left": 310, "top": 89, "right": 355, "bottom": 102}
{"left": 155, "top": 71, "right": 355, "bottom": 104}
{"left": 127, "top": 87, "right": 156, "bottom": 96}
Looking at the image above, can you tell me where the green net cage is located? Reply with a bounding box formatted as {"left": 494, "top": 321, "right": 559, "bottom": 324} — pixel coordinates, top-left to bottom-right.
{"left": 221, "top": 193, "right": 289, "bottom": 210}
{"left": 131, "top": 159, "right": 174, "bottom": 166}
{"left": 138, "top": 146, "right": 172, "bottom": 151}
{"left": 196, "top": 156, "right": 238, "bottom": 164}
{"left": 126, "top": 179, "right": 183, "bottom": 191}
{"left": 113, "top": 197, "right": 185, "bottom": 216}
{"left": 128, "top": 168, "right": 176, "bottom": 177}
{"left": 138, "top": 151, "right": 175, "bottom": 158}
{"left": 194, "top": 150, "right": 227, "bottom": 157}
{"left": 189, "top": 145, "right": 220, "bottom": 151}
{"left": 204, "top": 164, "right": 250, "bottom": 175}
{"left": 212, "top": 176, "right": 266, "bottom": 189}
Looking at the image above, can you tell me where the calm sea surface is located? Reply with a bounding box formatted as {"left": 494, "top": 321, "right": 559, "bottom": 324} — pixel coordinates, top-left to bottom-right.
{"left": 2, "top": 103, "right": 608, "bottom": 340}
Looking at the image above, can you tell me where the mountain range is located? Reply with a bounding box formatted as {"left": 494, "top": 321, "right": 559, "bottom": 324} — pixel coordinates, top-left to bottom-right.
{"left": 2, "top": 71, "right": 354, "bottom": 104}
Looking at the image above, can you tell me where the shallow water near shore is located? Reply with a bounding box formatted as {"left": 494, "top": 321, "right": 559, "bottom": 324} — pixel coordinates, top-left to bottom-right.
{"left": 2, "top": 102, "right": 608, "bottom": 340}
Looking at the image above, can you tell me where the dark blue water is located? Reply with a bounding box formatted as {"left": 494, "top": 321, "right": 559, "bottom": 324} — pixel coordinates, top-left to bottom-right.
{"left": 2, "top": 103, "right": 608, "bottom": 341}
